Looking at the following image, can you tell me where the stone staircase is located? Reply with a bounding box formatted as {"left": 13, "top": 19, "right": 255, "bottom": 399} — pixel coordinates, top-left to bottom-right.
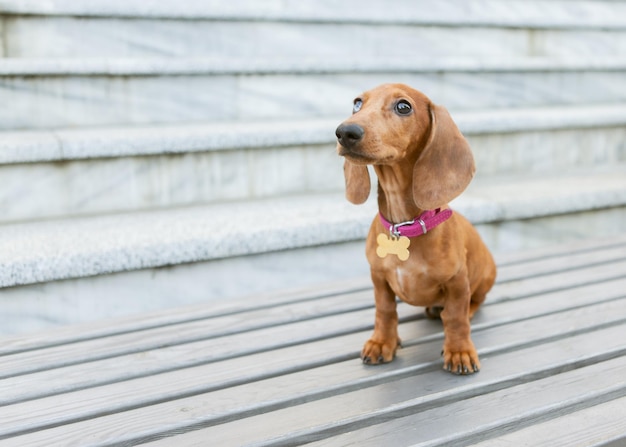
{"left": 1, "top": 0, "right": 626, "bottom": 332}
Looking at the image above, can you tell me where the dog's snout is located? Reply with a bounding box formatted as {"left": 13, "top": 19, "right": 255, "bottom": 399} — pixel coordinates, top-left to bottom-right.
{"left": 336, "top": 123, "right": 364, "bottom": 149}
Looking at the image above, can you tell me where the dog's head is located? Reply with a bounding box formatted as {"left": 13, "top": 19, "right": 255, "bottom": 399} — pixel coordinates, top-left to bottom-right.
{"left": 335, "top": 83, "right": 475, "bottom": 209}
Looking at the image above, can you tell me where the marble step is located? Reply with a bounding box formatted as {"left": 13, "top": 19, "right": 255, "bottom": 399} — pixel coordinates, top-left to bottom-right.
{"left": 0, "top": 164, "right": 625, "bottom": 289}
{"left": 3, "top": 15, "right": 626, "bottom": 60}
{"left": 1, "top": 0, "right": 625, "bottom": 27}
{"left": 1, "top": 103, "right": 625, "bottom": 224}
{"left": 1, "top": 57, "right": 626, "bottom": 129}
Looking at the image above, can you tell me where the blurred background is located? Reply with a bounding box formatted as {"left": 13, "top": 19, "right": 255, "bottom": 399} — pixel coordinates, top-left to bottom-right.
{"left": 1, "top": 0, "right": 625, "bottom": 335}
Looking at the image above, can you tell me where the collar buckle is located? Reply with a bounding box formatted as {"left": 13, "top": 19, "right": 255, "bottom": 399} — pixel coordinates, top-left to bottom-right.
{"left": 391, "top": 219, "right": 415, "bottom": 239}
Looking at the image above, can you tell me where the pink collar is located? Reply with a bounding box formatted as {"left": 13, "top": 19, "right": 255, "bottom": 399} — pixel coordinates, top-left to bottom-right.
{"left": 379, "top": 208, "right": 453, "bottom": 238}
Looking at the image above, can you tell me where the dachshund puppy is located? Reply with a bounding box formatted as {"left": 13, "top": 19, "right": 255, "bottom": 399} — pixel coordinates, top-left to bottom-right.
{"left": 336, "top": 83, "right": 496, "bottom": 374}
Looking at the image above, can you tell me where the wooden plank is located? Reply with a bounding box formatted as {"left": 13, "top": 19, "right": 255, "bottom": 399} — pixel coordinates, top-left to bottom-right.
{"left": 2, "top": 274, "right": 625, "bottom": 410}
{"left": 0, "top": 290, "right": 379, "bottom": 379}
{"left": 0, "top": 235, "right": 624, "bottom": 445}
{"left": 467, "top": 395, "right": 626, "bottom": 447}
{"left": 138, "top": 303, "right": 626, "bottom": 446}
{"left": 471, "top": 276, "right": 626, "bottom": 332}
{"left": 495, "top": 244, "right": 626, "bottom": 283}
{"left": 493, "top": 233, "right": 626, "bottom": 267}
{"left": 3, "top": 256, "right": 625, "bottom": 380}
{"left": 0, "top": 302, "right": 424, "bottom": 405}
{"left": 488, "top": 258, "right": 626, "bottom": 303}
{"left": 301, "top": 356, "right": 626, "bottom": 447}
{"left": 3, "top": 299, "right": 626, "bottom": 445}
{"left": 0, "top": 277, "right": 372, "bottom": 356}
{"left": 0, "top": 303, "right": 380, "bottom": 380}
{"left": 9, "top": 320, "right": 626, "bottom": 447}
{"left": 2, "top": 267, "right": 625, "bottom": 408}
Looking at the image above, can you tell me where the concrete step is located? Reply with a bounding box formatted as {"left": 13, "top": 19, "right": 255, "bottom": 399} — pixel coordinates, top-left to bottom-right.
{"left": 1, "top": 57, "right": 625, "bottom": 129}
{"left": 1, "top": 164, "right": 625, "bottom": 289}
{"left": 2, "top": 0, "right": 625, "bottom": 27}
{"left": 2, "top": 12, "right": 626, "bottom": 60}
{"left": 1, "top": 103, "right": 625, "bottom": 224}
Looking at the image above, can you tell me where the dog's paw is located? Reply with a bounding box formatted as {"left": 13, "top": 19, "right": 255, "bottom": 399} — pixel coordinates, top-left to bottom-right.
{"left": 442, "top": 344, "right": 480, "bottom": 375}
{"left": 361, "top": 338, "right": 400, "bottom": 365}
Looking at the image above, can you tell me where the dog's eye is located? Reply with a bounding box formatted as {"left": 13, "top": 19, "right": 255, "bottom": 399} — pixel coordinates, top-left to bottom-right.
{"left": 395, "top": 100, "right": 412, "bottom": 115}
{"left": 353, "top": 99, "right": 363, "bottom": 114}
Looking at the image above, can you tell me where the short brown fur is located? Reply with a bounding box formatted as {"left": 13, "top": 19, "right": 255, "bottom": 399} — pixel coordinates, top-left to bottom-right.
{"left": 336, "top": 83, "right": 496, "bottom": 374}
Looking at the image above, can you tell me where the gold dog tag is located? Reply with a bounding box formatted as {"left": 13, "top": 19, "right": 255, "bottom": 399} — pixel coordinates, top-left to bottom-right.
{"left": 376, "top": 233, "right": 410, "bottom": 261}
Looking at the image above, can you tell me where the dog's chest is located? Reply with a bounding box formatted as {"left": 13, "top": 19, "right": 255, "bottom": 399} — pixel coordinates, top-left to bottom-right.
{"left": 386, "top": 261, "right": 442, "bottom": 307}
{"left": 366, "top": 229, "right": 448, "bottom": 306}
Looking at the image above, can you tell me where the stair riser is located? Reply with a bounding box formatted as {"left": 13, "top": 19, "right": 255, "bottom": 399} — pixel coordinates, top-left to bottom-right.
{"left": 1, "top": 126, "right": 624, "bottom": 223}
{"left": 0, "top": 144, "right": 343, "bottom": 223}
{"left": 2, "top": 71, "right": 626, "bottom": 129}
{"left": 3, "top": 17, "right": 626, "bottom": 59}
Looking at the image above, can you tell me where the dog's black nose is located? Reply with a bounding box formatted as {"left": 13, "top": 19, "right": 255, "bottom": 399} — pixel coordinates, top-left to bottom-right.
{"left": 336, "top": 123, "right": 364, "bottom": 149}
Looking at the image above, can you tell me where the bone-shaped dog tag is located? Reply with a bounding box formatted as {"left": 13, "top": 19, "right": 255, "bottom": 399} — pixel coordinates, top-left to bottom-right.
{"left": 376, "top": 233, "right": 410, "bottom": 261}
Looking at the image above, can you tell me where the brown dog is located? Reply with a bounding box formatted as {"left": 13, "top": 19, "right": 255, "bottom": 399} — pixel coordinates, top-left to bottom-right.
{"left": 336, "top": 83, "right": 496, "bottom": 375}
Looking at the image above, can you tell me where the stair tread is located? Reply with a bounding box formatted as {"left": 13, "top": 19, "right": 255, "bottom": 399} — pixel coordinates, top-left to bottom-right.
{"left": 1, "top": 165, "right": 625, "bottom": 288}
{"left": 2, "top": 102, "right": 626, "bottom": 164}
{"left": 2, "top": 56, "right": 626, "bottom": 76}
{"left": 2, "top": 0, "right": 626, "bottom": 29}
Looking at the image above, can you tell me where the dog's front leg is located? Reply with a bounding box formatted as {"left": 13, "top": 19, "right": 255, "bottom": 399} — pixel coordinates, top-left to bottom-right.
{"left": 361, "top": 271, "right": 400, "bottom": 364}
{"left": 440, "top": 266, "right": 480, "bottom": 375}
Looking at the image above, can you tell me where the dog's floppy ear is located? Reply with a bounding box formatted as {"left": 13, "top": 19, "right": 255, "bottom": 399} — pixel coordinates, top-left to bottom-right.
{"left": 344, "top": 159, "right": 371, "bottom": 204}
{"left": 412, "top": 104, "right": 475, "bottom": 210}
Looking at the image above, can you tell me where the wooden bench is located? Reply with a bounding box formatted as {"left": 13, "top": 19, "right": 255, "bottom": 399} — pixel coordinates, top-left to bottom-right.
{"left": 2, "top": 235, "right": 626, "bottom": 446}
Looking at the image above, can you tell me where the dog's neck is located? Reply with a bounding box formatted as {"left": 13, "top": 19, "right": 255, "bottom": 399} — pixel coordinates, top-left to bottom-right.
{"left": 374, "top": 163, "right": 423, "bottom": 224}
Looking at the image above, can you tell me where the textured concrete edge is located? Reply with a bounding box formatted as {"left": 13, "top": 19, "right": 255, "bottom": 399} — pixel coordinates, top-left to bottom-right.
{"left": 2, "top": 103, "right": 626, "bottom": 164}
{"left": 2, "top": 57, "right": 626, "bottom": 77}
{"left": 0, "top": 199, "right": 375, "bottom": 288}
{"left": 1, "top": 176, "right": 626, "bottom": 289}
{"left": 1, "top": 0, "right": 626, "bottom": 29}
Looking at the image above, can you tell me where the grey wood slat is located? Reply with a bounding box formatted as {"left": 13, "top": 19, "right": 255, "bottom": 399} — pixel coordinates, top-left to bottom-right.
{"left": 492, "top": 233, "right": 626, "bottom": 266}
{"left": 2, "top": 269, "right": 625, "bottom": 413}
{"left": 495, "top": 244, "right": 626, "bottom": 283}
{"left": 149, "top": 323, "right": 626, "bottom": 447}
{"left": 302, "top": 356, "right": 626, "bottom": 447}
{"left": 2, "top": 273, "right": 625, "bottom": 410}
{"left": 0, "top": 303, "right": 435, "bottom": 437}
{"left": 467, "top": 395, "right": 626, "bottom": 447}
{"left": 4, "top": 296, "right": 626, "bottom": 444}
{"left": 0, "top": 303, "right": 381, "bottom": 380}
{"left": 6, "top": 318, "right": 626, "bottom": 447}
{"left": 0, "top": 277, "right": 372, "bottom": 357}
{"left": 0, "top": 289, "right": 380, "bottom": 379}
{"left": 488, "top": 258, "right": 626, "bottom": 303}
{"left": 3, "top": 255, "right": 624, "bottom": 380}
